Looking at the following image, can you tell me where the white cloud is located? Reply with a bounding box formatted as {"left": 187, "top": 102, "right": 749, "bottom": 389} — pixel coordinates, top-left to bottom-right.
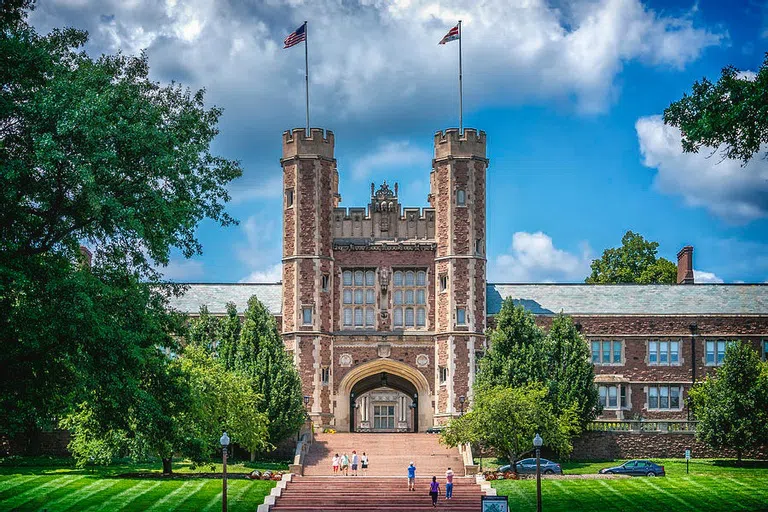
{"left": 736, "top": 70, "right": 757, "bottom": 81}
{"left": 490, "top": 231, "right": 592, "bottom": 282}
{"left": 351, "top": 141, "right": 431, "bottom": 181}
{"left": 636, "top": 115, "right": 768, "bottom": 223}
{"left": 693, "top": 269, "right": 723, "bottom": 283}
{"left": 158, "top": 258, "right": 205, "bottom": 280}
{"left": 236, "top": 214, "right": 282, "bottom": 282}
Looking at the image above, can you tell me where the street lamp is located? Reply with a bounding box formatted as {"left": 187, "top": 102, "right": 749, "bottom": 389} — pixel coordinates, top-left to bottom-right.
{"left": 220, "top": 432, "right": 230, "bottom": 512}
{"left": 533, "top": 433, "right": 543, "bottom": 512}
{"left": 459, "top": 395, "right": 465, "bottom": 416}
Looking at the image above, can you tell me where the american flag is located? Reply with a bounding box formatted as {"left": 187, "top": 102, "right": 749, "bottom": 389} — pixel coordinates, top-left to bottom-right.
{"left": 284, "top": 23, "right": 306, "bottom": 49}
{"left": 439, "top": 24, "right": 459, "bottom": 44}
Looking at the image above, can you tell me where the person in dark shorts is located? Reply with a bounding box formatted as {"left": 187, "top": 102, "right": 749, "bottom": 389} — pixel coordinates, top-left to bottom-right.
{"left": 429, "top": 476, "right": 440, "bottom": 507}
{"left": 361, "top": 452, "right": 369, "bottom": 475}
{"left": 351, "top": 450, "right": 359, "bottom": 476}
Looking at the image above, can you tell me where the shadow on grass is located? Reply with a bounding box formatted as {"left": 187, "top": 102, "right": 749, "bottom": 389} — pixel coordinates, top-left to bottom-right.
{"left": 711, "top": 459, "right": 768, "bottom": 469}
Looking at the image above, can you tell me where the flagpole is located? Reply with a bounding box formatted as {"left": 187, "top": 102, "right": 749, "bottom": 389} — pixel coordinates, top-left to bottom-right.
{"left": 304, "top": 21, "right": 309, "bottom": 136}
{"left": 458, "top": 20, "right": 463, "bottom": 134}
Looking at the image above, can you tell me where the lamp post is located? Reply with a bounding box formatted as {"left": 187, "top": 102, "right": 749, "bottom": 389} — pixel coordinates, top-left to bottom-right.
{"left": 220, "top": 432, "right": 230, "bottom": 512}
{"left": 533, "top": 433, "right": 543, "bottom": 512}
{"left": 459, "top": 395, "right": 465, "bottom": 416}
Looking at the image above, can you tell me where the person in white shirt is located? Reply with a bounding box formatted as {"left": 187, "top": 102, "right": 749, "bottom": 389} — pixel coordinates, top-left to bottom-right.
{"left": 445, "top": 467, "right": 455, "bottom": 500}
{"left": 361, "top": 452, "right": 369, "bottom": 476}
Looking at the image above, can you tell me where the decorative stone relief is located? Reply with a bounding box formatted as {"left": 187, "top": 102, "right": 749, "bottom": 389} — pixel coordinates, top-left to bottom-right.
{"left": 416, "top": 354, "right": 429, "bottom": 368}
{"left": 339, "top": 353, "right": 353, "bottom": 367}
{"left": 377, "top": 343, "right": 391, "bottom": 358}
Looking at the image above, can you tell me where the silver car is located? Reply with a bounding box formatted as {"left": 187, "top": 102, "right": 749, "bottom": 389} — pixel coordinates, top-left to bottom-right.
{"left": 499, "top": 458, "right": 563, "bottom": 475}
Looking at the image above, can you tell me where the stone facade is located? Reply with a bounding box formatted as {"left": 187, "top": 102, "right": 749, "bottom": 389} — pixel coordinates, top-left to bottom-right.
{"left": 281, "top": 127, "right": 487, "bottom": 431}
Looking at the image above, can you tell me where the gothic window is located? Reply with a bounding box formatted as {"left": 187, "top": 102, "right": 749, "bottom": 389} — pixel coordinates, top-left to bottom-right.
{"left": 393, "top": 269, "right": 427, "bottom": 329}
{"left": 439, "top": 274, "right": 448, "bottom": 292}
{"left": 457, "top": 189, "right": 466, "bottom": 206}
{"left": 456, "top": 307, "right": 466, "bottom": 326}
{"left": 342, "top": 269, "right": 376, "bottom": 329}
{"left": 302, "top": 306, "right": 312, "bottom": 325}
{"left": 321, "top": 367, "right": 330, "bottom": 385}
{"left": 322, "top": 273, "right": 329, "bottom": 292}
{"left": 285, "top": 188, "right": 294, "bottom": 208}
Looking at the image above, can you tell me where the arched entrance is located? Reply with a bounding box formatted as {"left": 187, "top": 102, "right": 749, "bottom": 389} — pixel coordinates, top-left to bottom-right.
{"left": 337, "top": 359, "right": 432, "bottom": 433}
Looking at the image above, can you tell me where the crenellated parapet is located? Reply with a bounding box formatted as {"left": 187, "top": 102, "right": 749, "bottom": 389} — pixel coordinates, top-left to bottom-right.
{"left": 332, "top": 206, "right": 436, "bottom": 241}
{"left": 433, "top": 128, "right": 487, "bottom": 161}
{"left": 282, "top": 128, "right": 335, "bottom": 160}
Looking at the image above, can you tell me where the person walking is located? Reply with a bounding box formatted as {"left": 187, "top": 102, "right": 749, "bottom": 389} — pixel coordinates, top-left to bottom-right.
{"left": 429, "top": 476, "right": 440, "bottom": 507}
{"left": 351, "top": 450, "right": 359, "bottom": 476}
{"left": 341, "top": 453, "right": 349, "bottom": 476}
{"left": 445, "top": 467, "right": 454, "bottom": 500}
{"left": 332, "top": 453, "right": 340, "bottom": 475}
{"left": 361, "top": 452, "right": 369, "bottom": 476}
{"left": 407, "top": 461, "right": 416, "bottom": 491}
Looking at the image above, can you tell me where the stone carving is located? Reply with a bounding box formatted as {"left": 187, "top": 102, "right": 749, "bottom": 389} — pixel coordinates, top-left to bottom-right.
{"left": 375, "top": 180, "right": 395, "bottom": 199}
{"left": 377, "top": 343, "right": 391, "bottom": 358}
{"left": 416, "top": 354, "right": 429, "bottom": 368}
{"left": 379, "top": 267, "right": 390, "bottom": 290}
{"left": 339, "top": 353, "right": 353, "bottom": 367}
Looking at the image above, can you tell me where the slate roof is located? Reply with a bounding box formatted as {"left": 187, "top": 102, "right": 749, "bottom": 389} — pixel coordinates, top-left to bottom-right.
{"left": 487, "top": 284, "right": 768, "bottom": 316}
{"left": 168, "top": 283, "right": 768, "bottom": 316}
{"left": 168, "top": 283, "right": 282, "bottom": 315}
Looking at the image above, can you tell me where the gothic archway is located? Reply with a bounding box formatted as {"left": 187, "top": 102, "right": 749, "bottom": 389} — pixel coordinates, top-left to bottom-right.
{"left": 336, "top": 359, "right": 432, "bottom": 432}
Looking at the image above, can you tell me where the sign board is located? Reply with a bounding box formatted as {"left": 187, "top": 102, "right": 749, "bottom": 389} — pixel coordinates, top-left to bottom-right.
{"left": 685, "top": 450, "right": 691, "bottom": 460}
{"left": 481, "top": 495, "right": 509, "bottom": 512}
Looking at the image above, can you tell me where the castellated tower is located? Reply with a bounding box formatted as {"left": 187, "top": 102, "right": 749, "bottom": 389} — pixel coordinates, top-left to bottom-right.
{"left": 431, "top": 128, "right": 488, "bottom": 423}
{"left": 281, "top": 128, "right": 339, "bottom": 423}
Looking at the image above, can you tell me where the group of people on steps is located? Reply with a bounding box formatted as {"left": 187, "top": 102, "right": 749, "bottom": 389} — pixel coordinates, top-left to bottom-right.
{"left": 331, "top": 451, "right": 368, "bottom": 476}
{"left": 408, "top": 463, "right": 455, "bottom": 507}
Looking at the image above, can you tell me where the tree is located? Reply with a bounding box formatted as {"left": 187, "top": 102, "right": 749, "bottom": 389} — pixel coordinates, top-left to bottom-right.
{"left": 476, "top": 299, "right": 549, "bottom": 390}
{"left": 217, "top": 302, "right": 242, "bottom": 370}
{"left": 64, "top": 346, "right": 269, "bottom": 474}
{"left": 586, "top": 231, "right": 677, "bottom": 284}
{"left": 188, "top": 305, "right": 220, "bottom": 352}
{"left": 546, "top": 315, "right": 601, "bottom": 428}
{"left": 234, "top": 297, "right": 304, "bottom": 452}
{"left": 0, "top": 3, "right": 241, "bottom": 437}
{"left": 441, "top": 384, "right": 577, "bottom": 473}
{"left": 664, "top": 53, "right": 768, "bottom": 164}
{"left": 688, "top": 342, "right": 768, "bottom": 462}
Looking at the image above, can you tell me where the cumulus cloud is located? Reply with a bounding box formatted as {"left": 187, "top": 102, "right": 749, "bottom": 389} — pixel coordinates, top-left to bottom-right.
{"left": 28, "top": 0, "right": 724, "bottom": 203}
{"left": 693, "top": 269, "right": 724, "bottom": 284}
{"left": 236, "top": 215, "right": 282, "bottom": 282}
{"left": 351, "top": 141, "right": 431, "bottom": 181}
{"left": 490, "top": 231, "right": 592, "bottom": 282}
{"left": 158, "top": 258, "right": 205, "bottom": 281}
{"left": 636, "top": 115, "right": 768, "bottom": 223}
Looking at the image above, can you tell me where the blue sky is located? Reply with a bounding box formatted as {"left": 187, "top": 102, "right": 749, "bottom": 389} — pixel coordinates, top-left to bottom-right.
{"left": 30, "top": 0, "right": 768, "bottom": 283}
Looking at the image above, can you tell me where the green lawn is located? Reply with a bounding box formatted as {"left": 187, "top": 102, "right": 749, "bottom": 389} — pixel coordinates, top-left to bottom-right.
{"left": 492, "top": 459, "right": 768, "bottom": 512}
{"left": 0, "top": 458, "right": 285, "bottom": 511}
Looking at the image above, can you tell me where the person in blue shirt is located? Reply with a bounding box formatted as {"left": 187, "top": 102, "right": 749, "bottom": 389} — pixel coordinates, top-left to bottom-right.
{"left": 407, "top": 462, "right": 416, "bottom": 491}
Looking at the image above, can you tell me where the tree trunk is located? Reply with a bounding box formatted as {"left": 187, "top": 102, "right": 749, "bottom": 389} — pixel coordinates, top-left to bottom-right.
{"left": 162, "top": 457, "right": 173, "bottom": 475}
{"left": 250, "top": 450, "right": 256, "bottom": 462}
{"left": 737, "top": 449, "right": 742, "bottom": 464}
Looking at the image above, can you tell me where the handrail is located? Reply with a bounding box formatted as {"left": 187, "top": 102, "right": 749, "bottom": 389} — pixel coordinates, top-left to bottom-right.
{"left": 587, "top": 420, "right": 697, "bottom": 432}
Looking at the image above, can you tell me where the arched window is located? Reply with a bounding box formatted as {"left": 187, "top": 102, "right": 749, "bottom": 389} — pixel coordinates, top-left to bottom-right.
{"left": 394, "top": 271, "right": 403, "bottom": 286}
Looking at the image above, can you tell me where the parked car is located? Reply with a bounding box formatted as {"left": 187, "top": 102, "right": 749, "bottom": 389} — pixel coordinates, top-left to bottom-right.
{"left": 499, "top": 458, "right": 563, "bottom": 475}
{"left": 599, "top": 460, "right": 665, "bottom": 477}
{"left": 425, "top": 426, "right": 444, "bottom": 434}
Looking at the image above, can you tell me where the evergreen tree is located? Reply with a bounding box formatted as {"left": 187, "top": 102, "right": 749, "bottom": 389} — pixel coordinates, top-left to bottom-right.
{"left": 689, "top": 342, "right": 768, "bottom": 462}
{"left": 546, "top": 314, "right": 601, "bottom": 427}
{"left": 476, "top": 299, "right": 548, "bottom": 390}
{"left": 187, "top": 305, "right": 220, "bottom": 352}
{"left": 217, "top": 302, "right": 241, "bottom": 370}
{"left": 236, "top": 296, "right": 304, "bottom": 450}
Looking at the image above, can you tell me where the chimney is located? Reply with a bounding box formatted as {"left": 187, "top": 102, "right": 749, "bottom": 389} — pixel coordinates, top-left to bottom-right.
{"left": 79, "top": 245, "right": 92, "bottom": 269}
{"left": 676, "top": 246, "right": 694, "bottom": 284}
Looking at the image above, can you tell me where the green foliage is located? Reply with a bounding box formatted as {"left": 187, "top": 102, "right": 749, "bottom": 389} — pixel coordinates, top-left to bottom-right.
{"left": 664, "top": 53, "right": 768, "bottom": 164}
{"left": 546, "top": 315, "right": 600, "bottom": 427}
{"left": 217, "top": 302, "right": 242, "bottom": 369}
{"left": 586, "top": 231, "right": 677, "bottom": 284}
{"left": 441, "top": 384, "right": 577, "bottom": 468}
{"left": 187, "top": 305, "right": 220, "bottom": 351}
{"left": 0, "top": 3, "right": 240, "bottom": 437}
{"left": 476, "top": 301, "right": 600, "bottom": 433}
{"left": 688, "top": 342, "right": 768, "bottom": 460}
{"left": 477, "top": 299, "right": 548, "bottom": 389}
{"left": 234, "top": 297, "right": 304, "bottom": 446}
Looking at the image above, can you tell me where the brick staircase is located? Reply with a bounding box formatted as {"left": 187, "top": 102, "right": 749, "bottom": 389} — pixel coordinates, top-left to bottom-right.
{"left": 303, "top": 433, "right": 465, "bottom": 477}
{"left": 263, "top": 434, "right": 486, "bottom": 511}
{"left": 270, "top": 476, "right": 483, "bottom": 511}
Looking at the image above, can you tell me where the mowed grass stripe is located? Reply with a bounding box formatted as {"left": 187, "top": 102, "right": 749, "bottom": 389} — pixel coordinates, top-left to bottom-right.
{"left": 0, "top": 475, "right": 40, "bottom": 494}
{"left": 118, "top": 481, "right": 164, "bottom": 510}
{"left": 596, "top": 479, "right": 637, "bottom": 508}
{"left": 641, "top": 479, "right": 696, "bottom": 510}
{"left": 168, "top": 480, "right": 210, "bottom": 510}
{"left": 0, "top": 475, "right": 83, "bottom": 509}
{"left": 81, "top": 479, "right": 158, "bottom": 512}
{"left": 39, "top": 477, "right": 118, "bottom": 511}
{"left": 144, "top": 480, "right": 199, "bottom": 512}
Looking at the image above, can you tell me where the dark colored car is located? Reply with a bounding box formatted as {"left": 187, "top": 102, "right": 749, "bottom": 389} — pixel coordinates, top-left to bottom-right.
{"left": 599, "top": 460, "right": 665, "bottom": 477}
{"left": 425, "top": 426, "right": 444, "bottom": 434}
{"left": 499, "top": 458, "right": 563, "bottom": 475}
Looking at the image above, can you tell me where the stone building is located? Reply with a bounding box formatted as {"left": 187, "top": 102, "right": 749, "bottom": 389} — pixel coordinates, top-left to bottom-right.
{"left": 170, "top": 127, "right": 768, "bottom": 431}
